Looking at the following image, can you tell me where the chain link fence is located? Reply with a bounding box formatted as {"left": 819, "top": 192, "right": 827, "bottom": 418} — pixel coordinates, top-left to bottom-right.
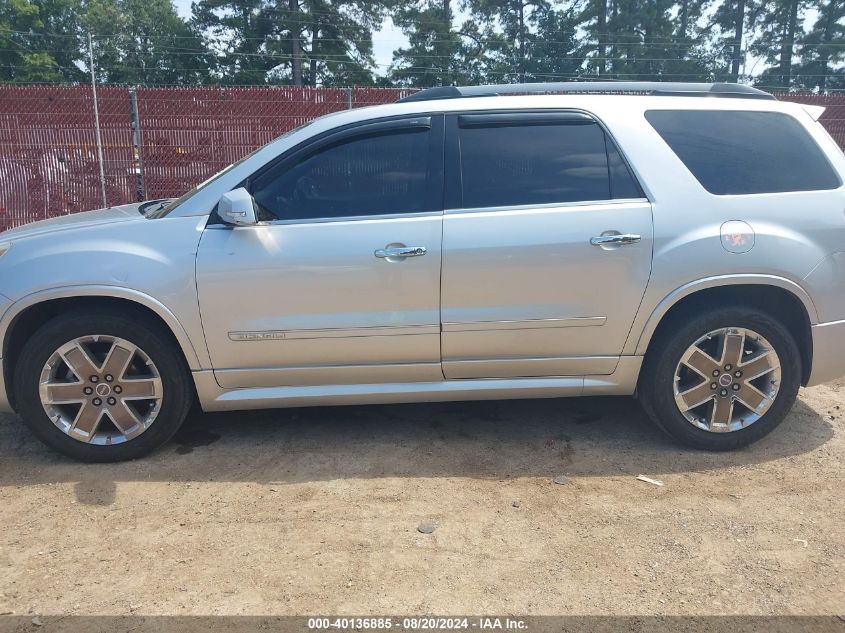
{"left": 0, "top": 85, "right": 411, "bottom": 231}
{"left": 0, "top": 85, "right": 842, "bottom": 232}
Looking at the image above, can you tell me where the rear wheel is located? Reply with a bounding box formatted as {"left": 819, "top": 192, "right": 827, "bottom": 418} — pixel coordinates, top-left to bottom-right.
{"left": 14, "top": 309, "right": 193, "bottom": 462}
{"left": 639, "top": 307, "right": 801, "bottom": 450}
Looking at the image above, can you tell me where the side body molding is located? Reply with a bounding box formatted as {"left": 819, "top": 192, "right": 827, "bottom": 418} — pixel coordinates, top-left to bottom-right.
{"left": 0, "top": 285, "right": 206, "bottom": 369}
{"left": 627, "top": 274, "right": 820, "bottom": 357}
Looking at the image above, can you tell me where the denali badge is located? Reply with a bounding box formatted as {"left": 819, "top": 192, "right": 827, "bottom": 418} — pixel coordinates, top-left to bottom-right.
{"left": 229, "top": 331, "right": 287, "bottom": 341}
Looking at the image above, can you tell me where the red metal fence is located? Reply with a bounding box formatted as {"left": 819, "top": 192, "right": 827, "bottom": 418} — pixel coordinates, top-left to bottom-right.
{"left": 0, "top": 85, "right": 843, "bottom": 232}
{"left": 0, "top": 85, "right": 135, "bottom": 229}
{"left": 0, "top": 86, "right": 411, "bottom": 231}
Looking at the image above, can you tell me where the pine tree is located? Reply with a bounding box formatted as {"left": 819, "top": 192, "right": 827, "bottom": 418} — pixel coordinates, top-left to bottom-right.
{"left": 526, "top": 3, "right": 585, "bottom": 81}
{"left": 793, "top": 0, "right": 845, "bottom": 90}
{"left": 467, "top": 0, "right": 550, "bottom": 83}
{"left": 596, "top": 0, "right": 711, "bottom": 81}
{"left": 299, "top": 0, "right": 385, "bottom": 86}
{"left": 669, "top": 0, "right": 713, "bottom": 80}
{"left": 579, "top": 0, "right": 608, "bottom": 76}
{"left": 193, "top": 0, "right": 288, "bottom": 85}
{"left": 0, "top": 0, "right": 86, "bottom": 83}
{"left": 710, "top": 0, "right": 753, "bottom": 81}
{"left": 84, "top": 0, "right": 212, "bottom": 84}
{"left": 193, "top": 0, "right": 382, "bottom": 85}
{"left": 749, "top": 0, "right": 809, "bottom": 89}
{"left": 390, "top": 0, "right": 488, "bottom": 86}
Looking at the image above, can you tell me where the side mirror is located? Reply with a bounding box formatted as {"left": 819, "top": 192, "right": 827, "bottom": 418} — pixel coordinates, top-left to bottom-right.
{"left": 218, "top": 187, "right": 258, "bottom": 226}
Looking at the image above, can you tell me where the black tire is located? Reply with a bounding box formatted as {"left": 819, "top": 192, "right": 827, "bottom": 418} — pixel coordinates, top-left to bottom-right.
{"left": 14, "top": 308, "right": 193, "bottom": 462}
{"left": 638, "top": 306, "right": 801, "bottom": 451}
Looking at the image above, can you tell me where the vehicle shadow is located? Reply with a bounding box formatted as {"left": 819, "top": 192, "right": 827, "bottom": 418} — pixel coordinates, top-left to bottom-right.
{"left": 0, "top": 394, "right": 833, "bottom": 489}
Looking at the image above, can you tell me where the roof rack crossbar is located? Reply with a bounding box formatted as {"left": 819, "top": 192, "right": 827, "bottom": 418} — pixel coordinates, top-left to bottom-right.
{"left": 396, "top": 82, "right": 775, "bottom": 103}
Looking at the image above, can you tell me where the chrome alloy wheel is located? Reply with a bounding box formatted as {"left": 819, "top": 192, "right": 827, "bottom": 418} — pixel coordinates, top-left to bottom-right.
{"left": 38, "top": 335, "right": 163, "bottom": 445}
{"left": 673, "top": 327, "right": 781, "bottom": 433}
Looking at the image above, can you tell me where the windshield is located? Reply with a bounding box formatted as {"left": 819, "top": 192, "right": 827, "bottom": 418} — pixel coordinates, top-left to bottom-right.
{"left": 146, "top": 122, "right": 312, "bottom": 219}
{"left": 145, "top": 155, "right": 251, "bottom": 219}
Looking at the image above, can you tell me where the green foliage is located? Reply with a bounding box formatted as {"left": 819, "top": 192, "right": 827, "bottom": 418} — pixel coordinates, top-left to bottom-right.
{"left": 710, "top": 0, "right": 752, "bottom": 82}
{"left": 390, "top": 0, "right": 487, "bottom": 86}
{"left": 793, "top": 0, "right": 845, "bottom": 90}
{"left": 526, "top": 4, "right": 585, "bottom": 80}
{"left": 0, "top": 0, "right": 842, "bottom": 89}
{"left": 190, "top": 0, "right": 270, "bottom": 84}
{"left": 748, "top": 0, "right": 809, "bottom": 88}
{"left": 582, "top": 0, "right": 713, "bottom": 82}
{"left": 302, "top": 1, "right": 386, "bottom": 86}
{"left": 0, "top": 0, "right": 85, "bottom": 82}
{"left": 83, "top": 0, "right": 213, "bottom": 84}
{"left": 466, "top": 0, "right": 551, "bottom": 82}
{"left": 192, "top": 0, "right": 385, "bottom": 85}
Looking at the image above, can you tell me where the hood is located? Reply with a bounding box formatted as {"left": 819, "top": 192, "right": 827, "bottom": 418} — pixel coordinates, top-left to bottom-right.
{"left": 0, "top": 203, "right": 145, "bottom": 242}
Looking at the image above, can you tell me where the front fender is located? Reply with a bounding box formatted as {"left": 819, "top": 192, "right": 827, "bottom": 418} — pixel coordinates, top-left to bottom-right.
{"left": 0, "top": 215, "right": 210, "bottom": 370}
{"left": 0, "top": 285, "right": 203, "bottom": 369}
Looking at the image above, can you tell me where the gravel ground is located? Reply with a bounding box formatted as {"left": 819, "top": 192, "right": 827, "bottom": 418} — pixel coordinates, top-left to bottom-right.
{"left": 0, "top": 380, "right": 842, "bottom": 617}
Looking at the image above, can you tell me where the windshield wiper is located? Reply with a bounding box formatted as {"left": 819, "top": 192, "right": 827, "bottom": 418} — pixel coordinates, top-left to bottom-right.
{"left": 138, "top": 200, "right": 169, "bottom": 216}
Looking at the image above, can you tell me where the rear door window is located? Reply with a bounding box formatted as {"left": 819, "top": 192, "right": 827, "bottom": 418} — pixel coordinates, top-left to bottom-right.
{"left": 455, "top": 114, "right": 642, "bottom": 209}
{"left": 645, "top": 110, "right": 840, "bottom": 195}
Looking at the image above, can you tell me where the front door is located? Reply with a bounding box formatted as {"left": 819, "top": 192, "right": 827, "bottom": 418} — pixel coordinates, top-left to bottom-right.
{"left": 440, "top": 111, "right": 653, "bottom": 379}
{"left": 196, "top": 116, "right": 444, "bottom": 388}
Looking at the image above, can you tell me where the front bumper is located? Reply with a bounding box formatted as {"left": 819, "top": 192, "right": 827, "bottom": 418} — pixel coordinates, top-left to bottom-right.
{"left": 808, "top": 319, "right": 845, "bottom": 387}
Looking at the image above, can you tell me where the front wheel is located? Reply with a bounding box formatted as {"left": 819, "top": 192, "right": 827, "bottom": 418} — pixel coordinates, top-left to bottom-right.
{"left": 638, "top": 307, "right": 802, "bottom": 451}
{"left": 14, "top": 309, "right": 193, "bottom": 462}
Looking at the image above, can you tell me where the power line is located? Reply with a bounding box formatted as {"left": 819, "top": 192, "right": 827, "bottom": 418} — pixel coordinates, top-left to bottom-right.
{"left": 5, "top": 28, "right": 845, "bottom": 49}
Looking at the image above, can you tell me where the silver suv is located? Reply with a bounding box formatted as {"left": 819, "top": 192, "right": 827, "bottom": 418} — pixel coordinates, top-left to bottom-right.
{"left": 2, "top": 82, "right": 844, "bottom": 462}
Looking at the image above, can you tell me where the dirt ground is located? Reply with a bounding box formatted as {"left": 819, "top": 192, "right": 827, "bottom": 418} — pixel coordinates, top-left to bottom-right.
{"left": 0, "top": 379, "right": 843, "bottom": 618}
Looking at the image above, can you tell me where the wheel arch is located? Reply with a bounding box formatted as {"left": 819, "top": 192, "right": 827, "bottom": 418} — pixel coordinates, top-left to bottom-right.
{"left": 633, "top": 277, "right": 816, "bottom": 386}
{"left": 2, "top": 287, "right": 201, "bottom": 411}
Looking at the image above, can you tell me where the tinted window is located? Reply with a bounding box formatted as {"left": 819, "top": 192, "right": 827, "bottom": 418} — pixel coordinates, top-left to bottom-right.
{"left": 645, "top": 110, "right": 840, "bottom": 195}
{"left": 457, "top": 121, "right": 640, "bottom": 208}
{"left": 607, "top": 136, "right": 644, "bottom": 199}
{"left": 251, "top": 128, "right": 431, "bottom": 220}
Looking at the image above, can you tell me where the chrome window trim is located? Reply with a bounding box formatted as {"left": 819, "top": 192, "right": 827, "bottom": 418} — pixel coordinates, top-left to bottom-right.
{"left": 445, "top": 106, "right": 653, "bottom": 207}
{"left": 207, "top": 210, "right": 444, "bottom": 228}
{"left": 444, "top": 197, "right": 650, "bottom": 216}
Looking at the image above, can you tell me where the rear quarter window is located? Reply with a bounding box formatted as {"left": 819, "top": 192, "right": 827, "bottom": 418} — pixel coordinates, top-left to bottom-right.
{"left": 645, "top": 110, "right": 841, "bottom": 195}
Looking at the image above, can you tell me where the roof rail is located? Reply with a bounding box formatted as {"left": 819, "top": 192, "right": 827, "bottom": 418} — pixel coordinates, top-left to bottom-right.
{"left": 396, "top": 82, "right": 775, "bottom": 103}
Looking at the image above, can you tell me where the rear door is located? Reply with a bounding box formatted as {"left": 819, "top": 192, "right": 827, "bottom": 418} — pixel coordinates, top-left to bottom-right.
{"left": 440, "top": 111, "right": 653, "bottom": 379}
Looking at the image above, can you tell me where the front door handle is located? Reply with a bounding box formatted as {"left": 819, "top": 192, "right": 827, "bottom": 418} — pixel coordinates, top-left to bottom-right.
{"left": 374, "top": 245, "right": 427, "bottom": 259}
{"left": 590, "top": 234, "right": 641, "bottom": 246}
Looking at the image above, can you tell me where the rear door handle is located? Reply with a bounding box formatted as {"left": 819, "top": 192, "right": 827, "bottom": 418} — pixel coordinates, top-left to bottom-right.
{"left": 374, "top": 246, "right": 427, "bottom": 259}
{"left": 590, "top": 234, "right": 642, "bottom": 246}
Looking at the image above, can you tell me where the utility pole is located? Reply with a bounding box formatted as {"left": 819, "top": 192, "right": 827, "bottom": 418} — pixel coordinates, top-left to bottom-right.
{"left": 88, "top": 33, "right": 108, "bottom": 208}
{"left": 779, "top": 0, "right": 799, "bottom": 89}
{"left": 597, "top": 0, "right": 607, "bottom": 75}
{"left": 518, "top": 0, "right": 526, "bottom": 83}
{"left": 731, "top": 0, "right": 745, "bottom": 82}
{"left": 290, "top": 0, "right": 303, "bottom": 86}
{"left": 129, "top": 88, "right": 146, "bottom": 201}
{"left": 443, "top": 0, "right": 452, "bottom": 86}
